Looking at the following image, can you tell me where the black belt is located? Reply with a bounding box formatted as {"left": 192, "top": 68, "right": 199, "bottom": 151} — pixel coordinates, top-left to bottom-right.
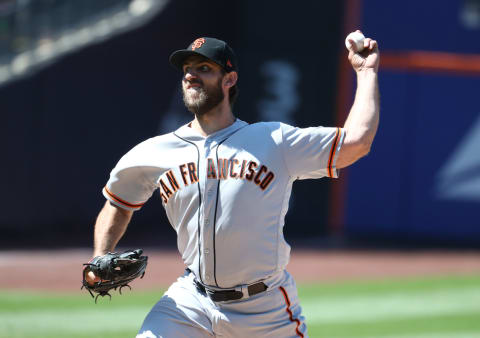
{"left": 188, "top": 270, "right": 268, "bottom": 302}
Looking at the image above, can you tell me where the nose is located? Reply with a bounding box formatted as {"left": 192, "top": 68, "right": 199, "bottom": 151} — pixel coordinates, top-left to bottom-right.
{"left": 184, "top": 69, "right": 197, "bottom": 81}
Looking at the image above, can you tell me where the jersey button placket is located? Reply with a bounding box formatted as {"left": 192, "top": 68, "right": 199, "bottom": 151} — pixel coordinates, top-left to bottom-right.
{"left": 196, "top": 143, "right": 209, "bottom": 284}
{"left": 201, "top": 141, "right": 216, "bottom": 285}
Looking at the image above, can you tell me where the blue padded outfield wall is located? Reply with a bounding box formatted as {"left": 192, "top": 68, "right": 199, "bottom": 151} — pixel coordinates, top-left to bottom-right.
{"left": 345, "top": 0, "right": 480, "bottom": 246}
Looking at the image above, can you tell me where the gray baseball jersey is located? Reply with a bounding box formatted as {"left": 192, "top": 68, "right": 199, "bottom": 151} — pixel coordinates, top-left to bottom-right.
{"left": 103, "top": 119, "right": 344, "bottom": 288}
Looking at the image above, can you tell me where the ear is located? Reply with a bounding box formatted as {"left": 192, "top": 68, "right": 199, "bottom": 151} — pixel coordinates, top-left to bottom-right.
{"left": 223, "top": 71, "right": 238, "bottom": 89}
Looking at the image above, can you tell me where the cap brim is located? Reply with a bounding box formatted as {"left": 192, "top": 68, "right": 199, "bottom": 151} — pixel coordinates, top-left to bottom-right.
{"left": 169, "top": 50, "right": 206, "bottom": 71}
{"left": 169, "top": 49, "right": 229, "bottom": 72}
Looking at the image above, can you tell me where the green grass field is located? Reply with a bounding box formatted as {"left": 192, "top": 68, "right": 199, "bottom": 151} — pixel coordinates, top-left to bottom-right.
{"left": 1, "top": 275, "right": 480, "bottom": 338}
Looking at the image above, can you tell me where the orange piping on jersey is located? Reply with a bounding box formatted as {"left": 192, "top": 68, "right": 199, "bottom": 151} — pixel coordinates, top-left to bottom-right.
{"left": 327, "top": 128, "right": 341, "bottom": 178}
{"left": 104, "top": 186, "right": 144, "bottom": 209}
{"left": 279, "top": 287, "right": 304, "bottom": 338}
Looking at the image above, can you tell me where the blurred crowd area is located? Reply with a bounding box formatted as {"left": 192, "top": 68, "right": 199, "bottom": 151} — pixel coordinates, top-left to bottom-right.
{"left": 0, "top": 0, "right": 165, "bottom": 85}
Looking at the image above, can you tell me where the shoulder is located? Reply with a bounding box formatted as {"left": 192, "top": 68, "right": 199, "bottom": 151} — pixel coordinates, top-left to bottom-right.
{"left": 242, "top": 121, "right": 292, "bottom": 134}
{"left": 223, "top": 121, "right": 304, "bottom": 150}
{"left": 235, "top": 121, "right": 299, "bottom": 145}
{"left": 116, "top": 132, "right": 177, "bottom": 165}
{"left": 247, "top": 121, "right": 297, "bottom": 141}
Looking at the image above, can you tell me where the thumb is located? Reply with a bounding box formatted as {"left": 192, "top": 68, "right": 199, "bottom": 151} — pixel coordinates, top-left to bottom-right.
{"left": 346, "top": 38, "right": 358, "bottom": 53}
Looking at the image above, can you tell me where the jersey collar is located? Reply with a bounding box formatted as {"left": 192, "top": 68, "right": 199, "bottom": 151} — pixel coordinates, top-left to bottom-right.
{"left": 174, "top": 118, "right": 248, "bottom": 142}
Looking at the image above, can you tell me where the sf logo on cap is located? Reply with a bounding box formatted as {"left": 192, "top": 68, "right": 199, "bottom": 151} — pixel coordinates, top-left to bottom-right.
{"left": 191, "top": 38, "right": 206, "bottom": 50}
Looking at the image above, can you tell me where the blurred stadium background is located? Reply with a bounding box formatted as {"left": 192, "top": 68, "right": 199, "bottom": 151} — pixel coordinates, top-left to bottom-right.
{"left": 1, "top": 0, "right": 480, "bottom": 337}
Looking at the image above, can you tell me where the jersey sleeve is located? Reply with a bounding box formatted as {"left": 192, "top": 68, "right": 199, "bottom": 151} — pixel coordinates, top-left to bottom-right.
{"left": 102, "top": 141, "right": 160, "bottom": 211}
{"left": 279, "top": 123, "right": 345, "bottom": 179}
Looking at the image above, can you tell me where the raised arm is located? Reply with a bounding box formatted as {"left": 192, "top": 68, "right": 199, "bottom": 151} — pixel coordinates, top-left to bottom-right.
{"left": 336, "top": 31, "right": 380, "bottom": 169}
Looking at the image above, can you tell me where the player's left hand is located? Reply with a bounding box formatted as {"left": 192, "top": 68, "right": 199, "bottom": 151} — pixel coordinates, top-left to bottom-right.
{"left": 85, "top": 270, "right": 101, "bottom": 285}
{"left": 347, "top": 30, "right": 379, "bottom": 73}
{"left": 81, "top": 249, "right": 148, "bottom": 302}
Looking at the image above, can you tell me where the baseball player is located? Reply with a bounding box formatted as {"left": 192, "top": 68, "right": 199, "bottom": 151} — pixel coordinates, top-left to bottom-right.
{"left": 86, "top": 34, "right": 380, "bottom": 337}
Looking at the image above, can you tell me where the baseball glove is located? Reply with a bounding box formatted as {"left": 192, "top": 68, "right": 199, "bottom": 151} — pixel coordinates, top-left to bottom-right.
{"left": 82, "top": 249, "right": 148, "bottom": 302}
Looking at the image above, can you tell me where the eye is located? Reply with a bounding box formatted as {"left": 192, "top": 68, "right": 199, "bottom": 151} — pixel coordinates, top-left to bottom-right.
{"left": 199, "top": 65, "right": 210, "bottom": 72}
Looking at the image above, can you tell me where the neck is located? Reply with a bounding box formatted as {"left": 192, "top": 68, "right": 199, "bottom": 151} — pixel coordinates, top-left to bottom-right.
{"left": 190, "top": 100, "right": 235, "bottom": 136}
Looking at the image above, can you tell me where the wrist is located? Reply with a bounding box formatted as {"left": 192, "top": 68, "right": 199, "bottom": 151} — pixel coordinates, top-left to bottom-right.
{"left": 356, "top": 67, "right": 377, "bottom": 75}
{"left": 356, "top": 68, "right": 378, "bottom": 80}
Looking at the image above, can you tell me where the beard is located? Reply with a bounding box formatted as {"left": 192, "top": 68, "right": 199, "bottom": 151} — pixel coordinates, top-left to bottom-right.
{"left": 182, "top": 77, "right": 225, "bottom": 116}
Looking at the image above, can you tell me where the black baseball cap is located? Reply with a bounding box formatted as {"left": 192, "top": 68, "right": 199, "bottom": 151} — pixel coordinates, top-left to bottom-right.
{"left": 169, "top": 37, "right": 237, "bottom": 73}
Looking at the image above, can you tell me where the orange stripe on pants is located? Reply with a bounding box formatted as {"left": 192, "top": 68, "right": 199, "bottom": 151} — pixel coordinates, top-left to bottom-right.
{"left": 279, "top": 286, "right": 304, "bottom": 338}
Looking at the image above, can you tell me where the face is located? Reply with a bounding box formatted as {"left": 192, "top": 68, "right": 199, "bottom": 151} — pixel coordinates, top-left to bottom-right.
{"left": 182, "top": 56, "right": 225, "bottom": 116}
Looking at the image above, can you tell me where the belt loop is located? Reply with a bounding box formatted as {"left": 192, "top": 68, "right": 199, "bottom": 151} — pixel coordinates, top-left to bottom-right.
{"left": 235, "top": 284, "right": 249, "bottom": 300}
